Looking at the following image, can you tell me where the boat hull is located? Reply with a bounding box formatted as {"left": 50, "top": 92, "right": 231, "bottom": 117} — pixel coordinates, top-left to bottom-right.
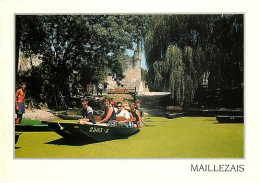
{"left": 15, "top": 133, "right": 22, "bottom": 144}
{"left": 15, "top": 124, "right": 51, "bottom": 131}
{"left": 43, "top": 121, "right": 140, "bottom": 142}
{"left": 216, "top": 116, "right": 244, "bottom": 123}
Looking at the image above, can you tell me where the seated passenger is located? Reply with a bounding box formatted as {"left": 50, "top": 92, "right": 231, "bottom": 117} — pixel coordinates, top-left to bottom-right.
{"left": 116, "top": 102, "right": 131, "bottom": 128}
{"left": 77, "top": 99, "right": 95, "bottom": 125}
{"left": 110, "top": 101, "right": 118, "bottom": 113}
{"left": 130, "top": 103, "right": 142, "bottom": 128}
{"left": 135, "top": 99, "right": 147, "bottom": 126}
{"left": 124, "top": 106, "right": 133, "bottom": 128}
{"left": 96, "top": 98, "right": 117, "bottom": 127}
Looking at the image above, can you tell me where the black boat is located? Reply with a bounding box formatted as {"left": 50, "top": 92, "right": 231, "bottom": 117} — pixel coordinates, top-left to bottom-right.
{"left": 15, "top": 123, "right": 51, "bottom": 132}
{"left": 42, "top": 121, "right": 140, "bottom": 142}
{"left": 15, "top": 133, "right": 22, "bottom": 144}
{"left": 216, "top": 115, "right": 244, "bottom": 123}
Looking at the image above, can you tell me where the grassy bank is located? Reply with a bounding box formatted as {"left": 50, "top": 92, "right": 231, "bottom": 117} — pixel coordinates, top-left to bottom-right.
{"left": 15, "top": 117, "right": 243, "bottom": 158}
{"left": 19, "top": 119, "right": 42, "bottom": 125}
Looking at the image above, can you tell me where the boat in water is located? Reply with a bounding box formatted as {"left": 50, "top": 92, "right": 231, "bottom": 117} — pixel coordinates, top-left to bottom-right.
{"left": 42, "top": 121, "right": 140, "bottom": 142}
{"left": 216, "top": 115, "right": 244, "bottom": 123}
{"left": 15, "top": 123, "right": 51, "bottom": 132}
{"left": 15, "top": 119, "right": 52, "bottom": 132}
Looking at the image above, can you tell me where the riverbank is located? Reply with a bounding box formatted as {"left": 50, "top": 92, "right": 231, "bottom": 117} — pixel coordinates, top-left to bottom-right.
{"left": 23, "top": 109, "right": 58, "bottom": 121}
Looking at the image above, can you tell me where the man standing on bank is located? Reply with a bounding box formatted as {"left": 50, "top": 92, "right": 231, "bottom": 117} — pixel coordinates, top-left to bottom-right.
{"left": 15, "top": 82, "right": 26, "bottom": 124}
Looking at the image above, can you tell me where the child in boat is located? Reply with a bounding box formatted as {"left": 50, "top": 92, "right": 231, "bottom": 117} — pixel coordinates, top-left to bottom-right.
{"left": 77, "top": 99, "right": 95, "bottom": 125}
{"left": 130, "top": 103, "right": 142, "bottom": 128}
{"left": 116, "top": 102, "right": 131, "bottom": 128}
{"left": 97, "top": 98, "right": 117, "bottom": 127}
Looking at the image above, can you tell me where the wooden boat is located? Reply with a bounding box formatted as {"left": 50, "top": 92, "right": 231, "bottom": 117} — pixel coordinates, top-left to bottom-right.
{"left": 216, "top": 115, "right": 244, "bottom": 123}
{"left": 15, "top": 133, "right": 22, "bottom": 144}
{"left": 42, "top": 121, "right": 140, "bottom": 142}
{"left": 15, "top": 123, "right": 51, "bottom": 131}
{"left": 15, "top": 120, "right": 52, "bottom": 132}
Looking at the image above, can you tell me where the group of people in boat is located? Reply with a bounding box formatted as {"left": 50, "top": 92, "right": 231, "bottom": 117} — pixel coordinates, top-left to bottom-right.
{"left": 15, "top": 81, "right": 143, "bottom": 128}
{"left": 77, "top": 98, "right": 144, "bottom": 128}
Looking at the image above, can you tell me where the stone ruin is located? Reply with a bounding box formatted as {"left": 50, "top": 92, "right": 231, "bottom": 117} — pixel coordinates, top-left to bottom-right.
{"left": 17, "top": 47, "right": 149, "bottom": 95}
{"left": 106, "top": 47, "right": 148, "bottom": 94}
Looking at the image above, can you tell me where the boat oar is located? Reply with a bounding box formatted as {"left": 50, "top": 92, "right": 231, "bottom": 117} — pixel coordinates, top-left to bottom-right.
{"left": 141, "top": 119, "right": 147, "bottom": 126}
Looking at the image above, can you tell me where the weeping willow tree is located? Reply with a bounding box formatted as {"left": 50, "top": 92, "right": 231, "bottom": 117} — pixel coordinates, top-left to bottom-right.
{"left": 183, "top": 46, "right": 196, "bottom": 104}
{"left": 151, "top": 45, "right": 204, "bottom": 105}
{"left": 144, "top": 14, "right": 243, "bottom": 107}
{"left": 144, "top": 15, "right": 210, "bottom": 105}
{"left": 153, "top": 61, "right": 164, "bottom": 90}
{"left": 166, "top": 46, "right": 185, "bottom": 105}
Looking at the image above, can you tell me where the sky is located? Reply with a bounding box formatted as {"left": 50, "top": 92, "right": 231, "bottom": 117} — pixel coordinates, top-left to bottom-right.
{"left": 125, "top": 45, "right": 147, "bottom": 70}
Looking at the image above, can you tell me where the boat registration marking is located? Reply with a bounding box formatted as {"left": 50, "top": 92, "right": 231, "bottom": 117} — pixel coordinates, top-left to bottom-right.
{"left": 89, "top": 127, "right": 109, "bottom": 133}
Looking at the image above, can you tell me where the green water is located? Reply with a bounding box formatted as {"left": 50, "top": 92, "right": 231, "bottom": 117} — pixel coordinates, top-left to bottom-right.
{"left": 15, "top": 117, "right": 244, "bottom": 158}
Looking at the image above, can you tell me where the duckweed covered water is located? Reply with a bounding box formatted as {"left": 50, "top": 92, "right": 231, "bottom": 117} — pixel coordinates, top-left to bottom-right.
{"left": 15, "top": 117, "right": 243, "bottom": 158}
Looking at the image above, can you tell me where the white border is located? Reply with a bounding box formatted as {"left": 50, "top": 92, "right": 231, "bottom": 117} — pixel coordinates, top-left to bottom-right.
{"left": 1, "top": 0, "right": 260, "bottom": 182}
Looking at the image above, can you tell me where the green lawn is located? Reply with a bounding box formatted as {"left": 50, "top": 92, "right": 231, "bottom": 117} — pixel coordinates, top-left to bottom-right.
{"left": 20, "top": 119, "right": 42, "bottom": 125}
{"left": 15, "top": 117, "right": 243, "bottom": 158}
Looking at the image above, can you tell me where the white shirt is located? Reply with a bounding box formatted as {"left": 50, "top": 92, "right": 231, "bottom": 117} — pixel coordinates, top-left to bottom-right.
{"left": 116, "top": 109, "right": 130, "bottom": 119}
{"left": 109, "top": 105, "right": 118, "bottom": 113}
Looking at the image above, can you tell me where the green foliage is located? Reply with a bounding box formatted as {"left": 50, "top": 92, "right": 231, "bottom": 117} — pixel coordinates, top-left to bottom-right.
{"left": 166, "top": 46, "right": 185, "bottom": 104}
{"left": 144, "top": 14, "right": 243, "bottom": 106}
{"left": 141, "top": 68, "right": 148, "bottom": 82}
{"left": 16, "top": 15, "right": 149, "bottom": 109}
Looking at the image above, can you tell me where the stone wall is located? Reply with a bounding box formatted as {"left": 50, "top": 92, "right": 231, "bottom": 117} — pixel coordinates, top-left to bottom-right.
{"left": 106, "top": 48, "right": 145, "bottom": 94}
{"left": 18, "top": 48, "right": 148, "bottom": 94}
{"left": 18, "top": 51, "right": 42, "bottom": 72}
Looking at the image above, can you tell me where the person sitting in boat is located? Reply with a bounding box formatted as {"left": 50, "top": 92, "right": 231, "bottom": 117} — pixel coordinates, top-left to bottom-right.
{"left": 130, "top": 103, "right": 142, "bottom": 128}
{"left": 116, "top": 102, "right": 132, "bottom": 128}
{"left": 96, "top": 98, "right": 117, "bottom": 127}
{"left": 135, "top": 99, "right": 147, "bottom": 126}
{"left": 77, "top": 99, "right": 95, "bottom": 125}
{"left": 110, "top": 100, "right": 118, "bottom": 113}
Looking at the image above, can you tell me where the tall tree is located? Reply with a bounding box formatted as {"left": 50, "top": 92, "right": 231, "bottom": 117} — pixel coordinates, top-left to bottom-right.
{"left": 16, "top": 15, "right": 149, "bottom": 109}
{"left": 144, "top": 14, "right": 243, "bottom": 106}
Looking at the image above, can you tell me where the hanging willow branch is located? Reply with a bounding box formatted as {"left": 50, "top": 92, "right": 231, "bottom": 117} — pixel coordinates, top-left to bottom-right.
{"left": 144, "top": 14, "right": 243, "bottom": 106}
{"left": 166, "top": 45, "right": 185, "bottom": 105}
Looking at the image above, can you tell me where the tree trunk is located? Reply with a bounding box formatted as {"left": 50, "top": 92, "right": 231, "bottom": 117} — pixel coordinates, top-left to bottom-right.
{"left": 15, "top": 16, "right": 20, "bottom": 75}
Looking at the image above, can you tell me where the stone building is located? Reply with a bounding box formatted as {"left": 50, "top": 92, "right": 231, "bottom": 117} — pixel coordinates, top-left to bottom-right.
{"left": 106, "top": 48, "right": 147, "bottom": 94}
{"left": 17, "top": 51, "right": 42, "bottom": 72}
{"left": 17, "top": 47, "right": 148, "bottom": 94}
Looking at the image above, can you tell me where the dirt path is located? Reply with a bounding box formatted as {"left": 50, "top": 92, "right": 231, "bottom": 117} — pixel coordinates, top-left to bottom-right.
{"left": 137, "top": 92, "right": 170, "bottom": 117}
{"left": 23, "top": 109, "right": 58, "bottom": 121}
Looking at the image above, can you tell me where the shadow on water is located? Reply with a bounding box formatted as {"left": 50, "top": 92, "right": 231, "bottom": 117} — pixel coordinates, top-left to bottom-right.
{"left": 212, "top": 122, "right": 242, "bottom": 125}
{"left": 15, "top": 147, "right": 21, "bottom": 149}
{"left": 45, "top": 136, "right": 133, "bottom": 146}
{"left": 144, "top": 125, "right": 157, "bottom": 127}
{"left": 45, "top": 138, "right": 99, "bottom": 146}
